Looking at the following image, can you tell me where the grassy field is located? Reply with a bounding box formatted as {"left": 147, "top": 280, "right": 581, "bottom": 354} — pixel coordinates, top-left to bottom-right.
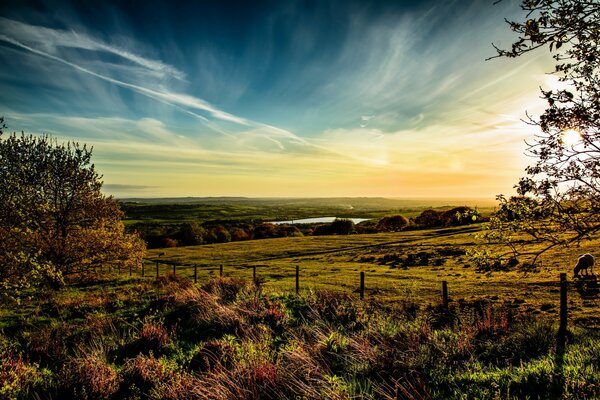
{"left": 3, "top": 224, "right": 600, "bottom": 399}
{"left": 120, "top": 197, "right": 498, "bottom": 225}
{"left": 145, "top": 224, "right": 600, "bottom": 328}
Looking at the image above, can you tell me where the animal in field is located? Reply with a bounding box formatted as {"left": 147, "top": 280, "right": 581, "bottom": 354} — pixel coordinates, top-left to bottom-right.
{"left": 574, "top": 253, "right": 595, "bottom": 277}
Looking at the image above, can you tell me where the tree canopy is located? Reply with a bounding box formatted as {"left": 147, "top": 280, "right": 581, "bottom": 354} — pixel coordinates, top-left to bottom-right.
{"left": 480, "top": 0, "right": 600, "bottom": 266}
{"left": 0, "top": 119, "right": 145, "bottom": 296}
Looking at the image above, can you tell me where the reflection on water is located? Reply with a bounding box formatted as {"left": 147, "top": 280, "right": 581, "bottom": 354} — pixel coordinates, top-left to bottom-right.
{"left": 270, "top": 217, "right": 370, "bottom": 225}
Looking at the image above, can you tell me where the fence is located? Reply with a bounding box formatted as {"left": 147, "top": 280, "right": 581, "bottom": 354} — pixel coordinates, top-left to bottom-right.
{"left": 102, "top": 258, "right": 571, "bottom": 339}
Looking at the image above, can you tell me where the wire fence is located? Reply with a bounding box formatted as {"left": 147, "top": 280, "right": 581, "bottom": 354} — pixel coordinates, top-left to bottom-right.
{"left": 99, "top": 258, "right": 574, "bottom": 338}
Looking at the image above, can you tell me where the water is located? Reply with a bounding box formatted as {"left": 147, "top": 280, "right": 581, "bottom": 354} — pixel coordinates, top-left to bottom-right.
{"left": 269, "top": 217, "right": 370, "bottom": 225}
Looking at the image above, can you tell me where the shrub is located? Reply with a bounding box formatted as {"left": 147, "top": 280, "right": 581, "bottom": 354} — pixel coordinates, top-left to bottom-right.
{"left": 230, "top": 227, "right": 250, "bottom": 241}
{"left": 60, "top": 354, "right": 120, "bottom": 400}
{"left": 330, "top": 219, "right": 355, "bottom": 235}
{"left": 121, "top": 354, "right": 175, "bottom": 396}
{"left": 178, "top": 222, "right": 205, "bottom": 246}
{"left": 376, "top": 215, "right": 410, "bottom": 232}
{"left": 162, "top": 285, "right": 243, "bottom": 341}
{"left": 189, "top": 339, "right": 235, "bottom": 371}
{"left": 0, "top": 350, "right": 51, "bottom": 399}
{"left": 201, "top": 277, "right": 249, "bottom": 303}
{"left": 414, "top": 209, "right": 444, "bottom": 227}
{"left": 213, "top": 226, "right": 231, "bottom": 243}
{"left": 162, "top": 237, "right": 178, "bottom": 248}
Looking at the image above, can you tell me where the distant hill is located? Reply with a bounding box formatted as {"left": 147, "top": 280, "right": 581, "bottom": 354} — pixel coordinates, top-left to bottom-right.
{"left": 117, "top": 196, "right": 498, "bottom": 209}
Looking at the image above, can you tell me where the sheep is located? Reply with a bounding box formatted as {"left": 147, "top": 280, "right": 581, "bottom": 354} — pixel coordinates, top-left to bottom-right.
{"left": 574, "top": 253, "right": 595, "bottom": 277}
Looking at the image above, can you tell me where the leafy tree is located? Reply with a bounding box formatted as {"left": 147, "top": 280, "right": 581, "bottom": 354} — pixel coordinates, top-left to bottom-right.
{"left": 414, "top": 209, "right": 443, "bottom": 228}
{"left": 212, "top": 226, "right": 231, "bottom": 243}
{"left": 330, "top": 218, "right": 355, "bottom": 235}
{"left": 481, "top": 0, "right": 600, "bottom": 265}
{"left": 179, "top": 222, "right": 206, "bottom": 246}
{"left": 0, "top": 121, "right": 145, "bottom": 292}
{"left": 230, "top": 227, "right": 250, "bottom": 241}
{"left": 376, "top": 215, "right": 410, "bottom": 232}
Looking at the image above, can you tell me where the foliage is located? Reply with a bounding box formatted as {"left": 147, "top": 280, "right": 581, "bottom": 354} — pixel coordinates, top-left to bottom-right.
{"left": 313, "top": 219, "right": 355, "bottom": 235}
{"left": 376, "top": 215, "right": 410, "bottom": 232}
{"left": 484, "top": 0, "right": 600, "bottom": 264}
{"left": 0, "top": 122, "right": 145, "bottom": 292}
{"left": 414, "top": 207, "right": 479, "bottom": 228}
{"left": 3, "top": 274, "right": 600, "bottom": 399}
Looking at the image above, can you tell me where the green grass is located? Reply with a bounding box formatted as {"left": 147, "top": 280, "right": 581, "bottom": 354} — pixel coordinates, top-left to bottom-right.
{"left": 120, "top": 197, "right": 497, "bottom": 224}
{"left": 3, "top": 223, "right": 600, "bottom": 399}
{"left": 2, "top": 273, "right": 600, "bottom": 399}
{"left": 145, "top": 225, "right": 600, "bottom": 327}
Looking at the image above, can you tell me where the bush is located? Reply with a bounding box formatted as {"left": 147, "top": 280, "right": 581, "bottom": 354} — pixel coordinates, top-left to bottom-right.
{"left": 60, "top": 354, "right": 120, "bottom": 400}
{"left": 0, "top": 350, "right": 51, "bottom": 399}
{"left": 414, "top": 209, "right": 444, "bottom": 227}
{"left": 376, "top": 215, "right": 410, "bottom": 232}
{"left": 230, "top": 228, "right": 250, "bottom": 241}
{"left": 162, "top": 238, "right": 178, "bottom": 248}
{"left": 179, "top": 223, "right": 205, "bottom": 246}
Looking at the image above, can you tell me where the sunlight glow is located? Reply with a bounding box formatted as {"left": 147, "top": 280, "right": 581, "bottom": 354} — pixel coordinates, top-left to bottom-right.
{"left": 561, "top": 128, "right": 581, "bottom": 147}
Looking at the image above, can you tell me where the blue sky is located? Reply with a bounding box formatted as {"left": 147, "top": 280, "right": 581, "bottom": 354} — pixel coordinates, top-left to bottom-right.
{"left": 0, "top": 0, "right": 555, "bottom": 198}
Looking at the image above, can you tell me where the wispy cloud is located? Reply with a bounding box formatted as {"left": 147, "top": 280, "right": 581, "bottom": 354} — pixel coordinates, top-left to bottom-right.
{"left": 0, "top": 18, "right": 323, "bottom": 152}
{"left": 0, "top": 2, "right": 558, "bottom": 198}
{"left": 0, "top": 17, "right": 185, "bottom": 81}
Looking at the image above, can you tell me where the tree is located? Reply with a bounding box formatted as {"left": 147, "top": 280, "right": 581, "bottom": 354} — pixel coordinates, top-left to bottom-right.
{"left": 376, "top": 215, "right": 410, "bottom": 232}
{"left": 0, "top": 121, "right": 145, "bottom": 293}
{"left": 179, "top": 222, "right": 206, "bottom": 246}
{"left": 481, "top": 0, "right": 600, "bottom": 266}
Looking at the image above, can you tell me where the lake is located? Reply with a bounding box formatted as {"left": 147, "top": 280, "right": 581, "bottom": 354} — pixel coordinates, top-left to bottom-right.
{"left": 270, "top": 217, "right": 370, "bottom": 225}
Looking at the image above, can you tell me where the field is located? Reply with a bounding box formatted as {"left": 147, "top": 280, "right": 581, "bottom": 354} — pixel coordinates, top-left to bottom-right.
{"left": 4, "top": 200, "right": 600, "bottom": 399}
{"left": 119, "top": 197, "right": 498, "bottom": 225}
{"left": 146, "top": 224, "right": 600, "bottom": 328}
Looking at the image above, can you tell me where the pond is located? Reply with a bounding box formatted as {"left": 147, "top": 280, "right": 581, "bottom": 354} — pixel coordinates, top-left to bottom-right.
{"left": 269, "top": 217, "right": 370, "bottom": 225}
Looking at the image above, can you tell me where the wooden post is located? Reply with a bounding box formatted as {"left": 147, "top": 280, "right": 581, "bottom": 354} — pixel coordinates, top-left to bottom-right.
{"left": 142, "top": 262, "right": 145, "bottom": 277}
{"left": 559, "top": 273, "right": 568, "bottom": 340}
{"left": 172, "top": 264, "right": 176, "bottom": 276}
{"left": 360, "top": 271, "right": 365, "bottom": 300}
{"left": 220, "top": 264, "right": 223, "bottom": 278}
{"left": 129, "top": 264, "right": 132, "bottom": 277}
{"left": 442, "top": 281, "right": 449, "bottom": 308}
{"left": 194, "top": 264, "right": 197, "bottom": 284}
{"left": 156, "top": 261, "right": 159, "bottom": 279}
{"left": 295, "top": 265, "right": 300, "bottom": 295}
{"left": 253, "top": 265, "right": 257, "bottom": 283}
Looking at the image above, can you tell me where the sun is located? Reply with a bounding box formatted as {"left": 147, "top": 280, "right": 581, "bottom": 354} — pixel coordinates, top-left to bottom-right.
{"left": 561, "top": 128, "right": 581, "bottom": 146}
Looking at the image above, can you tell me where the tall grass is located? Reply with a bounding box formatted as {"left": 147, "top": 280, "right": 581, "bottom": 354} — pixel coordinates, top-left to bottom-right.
{"left": 1, "top": 275, "right": 599, "bottom": 399}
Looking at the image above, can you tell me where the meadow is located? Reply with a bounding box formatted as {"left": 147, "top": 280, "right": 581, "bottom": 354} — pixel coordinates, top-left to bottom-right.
{"left": 145, "top": 224, "right": 600, "bottom": 328}
{"left": 3, "top": 201, "right": 600, "bottom": 399}
{"left": 119, "top": 197, "right": 497, "bottom": 225}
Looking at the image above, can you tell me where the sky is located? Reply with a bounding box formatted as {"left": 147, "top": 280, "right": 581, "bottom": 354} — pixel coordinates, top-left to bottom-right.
{"left": 0, "top": 0, "right": 557, "bottom": 199}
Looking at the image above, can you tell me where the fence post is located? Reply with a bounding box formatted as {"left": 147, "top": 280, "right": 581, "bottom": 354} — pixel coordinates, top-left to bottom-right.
{"left": 360, "top": 271, "right": 365, "bottom": 300}
{"left": 559, "top": 273, "right": 568, "bottom": 345}
{"left": 129, "top": 264, "right": 132, "bottom": 277}
{"left": 142, "top": 262, "right": 145, "bottom": 277}
{"left": 296, "top": 265, "right": 300, "bottom": 295}
{"left": 220, "top": 264, "right": 223, "bottom": 278}
{"left": 442, "top": 281, "right": 449, "bottom": 308}
{"left": 173, "top": 264, "right": 176, "bottom": 276}
{"left": 156, "top": 261, "right": 159, "bottom": 279}
{"left": 194, "top": 264, "right": 197, "bottom": 284}
{"left": 253, "top": 265, "right": 257, "bottom": 283}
